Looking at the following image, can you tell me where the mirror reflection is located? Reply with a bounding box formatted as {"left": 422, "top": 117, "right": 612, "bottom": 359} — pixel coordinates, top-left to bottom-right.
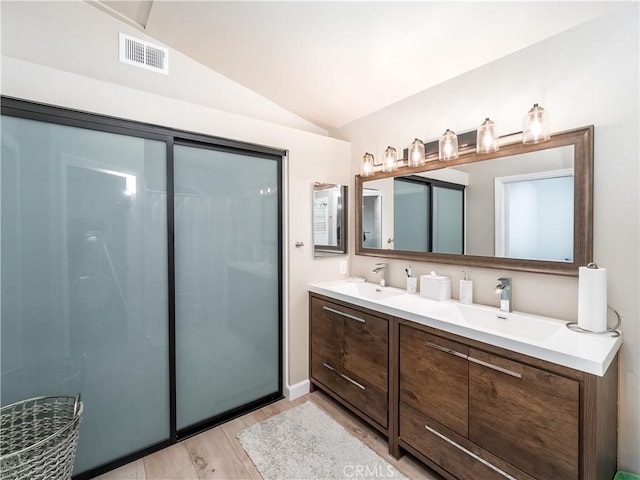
{"left": 363, "top": 175, "right": 465, "bottom": 254}
{"left": 313, "top": 183, "right": 347, "bottom": 257}
{"left": 361, "top": 146, "right": 573, "bottom": 261}
{"left": 355, "top": 126, "right": 593, "bottom": 275}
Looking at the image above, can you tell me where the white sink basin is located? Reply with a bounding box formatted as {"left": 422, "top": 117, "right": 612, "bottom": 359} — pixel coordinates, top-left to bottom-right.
{"left": 454, "top": 304, "right": 565, "bottom": 342}
{"left": 327, "top": 282, "right": 405, "bottom": 301}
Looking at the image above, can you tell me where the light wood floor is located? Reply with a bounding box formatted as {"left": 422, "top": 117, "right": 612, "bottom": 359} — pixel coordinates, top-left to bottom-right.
{"left": 94, "top": 390, "right": 442, "bottom": 479}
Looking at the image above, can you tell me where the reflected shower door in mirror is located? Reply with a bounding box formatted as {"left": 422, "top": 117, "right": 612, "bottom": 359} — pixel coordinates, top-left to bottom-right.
{"left": 313, "top": 183, "right": 347, "bottom": 256}
{"left": 364, "top": 176, "right": 464, "bottom": 253}
{"left": 355, "top": 126, "right": 593, "bottom": 275}
{"left": 395, "top": 177, "right": 464, "bottom": 254}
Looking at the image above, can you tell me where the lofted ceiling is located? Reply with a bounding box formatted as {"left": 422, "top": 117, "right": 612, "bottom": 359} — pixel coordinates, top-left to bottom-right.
{"left": 94, "top": 1, "right": 625, "bottom": 131}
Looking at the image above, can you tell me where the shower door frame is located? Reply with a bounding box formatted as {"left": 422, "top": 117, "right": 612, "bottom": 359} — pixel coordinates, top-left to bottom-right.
{"left": 0, "top": 96, "right": 285, "bottom": 480}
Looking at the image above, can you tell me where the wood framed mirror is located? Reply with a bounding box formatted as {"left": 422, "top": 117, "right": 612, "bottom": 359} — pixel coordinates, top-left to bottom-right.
{"left": 355, "top": 126, "right": 593, "bottom": 276}
{"left": 314, "top": 182, "right": 347, "bottom": 257}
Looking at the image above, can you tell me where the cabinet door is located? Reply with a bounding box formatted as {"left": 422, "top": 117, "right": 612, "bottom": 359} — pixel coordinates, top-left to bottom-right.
{"left": 399, "top": 325, "right": 469, "bottom": 437}
{"left": 310, "top": 296, "right": 343, "bottom": 368}
{"left": 468, "top": 348, "right": 579, "bottom": 480}
{"left": 342, "top": 306, "right": 388, "bottom": 392}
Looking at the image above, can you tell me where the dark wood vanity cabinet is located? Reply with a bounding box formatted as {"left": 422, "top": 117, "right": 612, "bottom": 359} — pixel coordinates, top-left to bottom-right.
{"left": 308, "top": 292, "right": 618, "bottom": 480}
{"left": 309, "top": 293, "right": 389, "bottom": 431}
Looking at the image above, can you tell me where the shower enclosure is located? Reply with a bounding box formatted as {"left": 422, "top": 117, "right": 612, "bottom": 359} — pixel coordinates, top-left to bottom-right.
{"left": 0, "top": 98, "right": 283, "bottom": 478}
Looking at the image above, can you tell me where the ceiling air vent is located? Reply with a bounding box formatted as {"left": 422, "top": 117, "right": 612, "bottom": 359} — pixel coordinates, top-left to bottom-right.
{"left": 119, "top": 33, "right": 169, "bottom": 75}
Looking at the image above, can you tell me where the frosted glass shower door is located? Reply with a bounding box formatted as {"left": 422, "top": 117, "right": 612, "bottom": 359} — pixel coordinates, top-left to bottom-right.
{"left": 1, "top": 115, "right": 170, "bottom": 475}
{"left": 174, "top": 144, "right": 280, "bottom": 431}
{"left": 432, "top": 186, "right": 464, "bottom": 254}
{"left": 394, "top": 178, "right": 429, "bottom": 251}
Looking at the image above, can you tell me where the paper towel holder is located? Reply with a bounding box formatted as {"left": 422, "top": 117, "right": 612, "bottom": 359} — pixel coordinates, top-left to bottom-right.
{"left": 566, "top": 305, "right": 622, "bottom": 337}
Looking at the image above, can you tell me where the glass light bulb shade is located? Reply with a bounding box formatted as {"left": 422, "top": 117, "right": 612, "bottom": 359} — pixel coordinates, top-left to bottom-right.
{"left": 361, "top": 152, "right": 375, "bottom": 177}
{"left": 476, "top": 118, "right": 499, "bottom": 153}
{"left": 383, "top": 146, "right": 398, "bottom": 172}
{"left": 408, "top": 138, "right": 425, "bottom": 167}
{"left": 523, "top": 103, "right": 550, "bottom": 144}
{"left": 439, "top": 129, "right": 459, "bottom": 160}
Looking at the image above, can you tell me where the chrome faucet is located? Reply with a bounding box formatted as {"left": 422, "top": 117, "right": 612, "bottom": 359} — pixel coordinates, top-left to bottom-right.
{"left": 372, "top": 263, "right": 387, "bottom": 287}
{"left": 494, "top": 277, "right": 512, "bottom": 312}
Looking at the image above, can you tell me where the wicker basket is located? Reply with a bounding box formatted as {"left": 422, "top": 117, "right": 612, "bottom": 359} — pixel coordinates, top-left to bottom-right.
{"left": 0, "top": 395, "right": 83, "bottom": 480}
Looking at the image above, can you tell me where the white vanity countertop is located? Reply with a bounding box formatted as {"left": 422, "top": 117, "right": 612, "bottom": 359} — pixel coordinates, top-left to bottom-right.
{"left": 309, "top": 280, "right": 622, "bottom": 377}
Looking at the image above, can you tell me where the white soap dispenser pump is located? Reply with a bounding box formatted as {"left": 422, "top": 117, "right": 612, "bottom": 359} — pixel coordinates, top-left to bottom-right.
{"left": 460, "top": 270, "right": 473, "bottom": 305}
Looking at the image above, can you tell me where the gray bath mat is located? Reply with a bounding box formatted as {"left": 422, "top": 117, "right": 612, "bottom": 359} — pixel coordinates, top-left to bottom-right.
{"left": 237, "top": 401, "right": 407, "bottom": 479}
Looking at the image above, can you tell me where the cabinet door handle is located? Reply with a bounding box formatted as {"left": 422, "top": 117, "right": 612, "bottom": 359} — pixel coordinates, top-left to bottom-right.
{"left": 424, "top": 341, "right": 468, "bottom": 359}
{"left": 322, "top": 362, "right": 366, "bottom": 390}
{"left": 322, "top": 306, "right": 366, "bottom": 323}
{"left": 424, "top": 425, "right": 518, "bottom": 480}
{"left": 468, "top": 356, "right": 522, "bottom": 379}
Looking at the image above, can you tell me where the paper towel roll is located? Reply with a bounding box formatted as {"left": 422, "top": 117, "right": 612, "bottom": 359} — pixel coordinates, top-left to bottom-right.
{"left": 578, "top": 265, "right": 608, "bottom": 332}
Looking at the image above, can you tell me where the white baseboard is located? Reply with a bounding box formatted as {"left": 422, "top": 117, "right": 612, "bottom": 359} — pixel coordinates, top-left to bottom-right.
{"left": 284, "top": 379, "right": 310, "bottom": 400}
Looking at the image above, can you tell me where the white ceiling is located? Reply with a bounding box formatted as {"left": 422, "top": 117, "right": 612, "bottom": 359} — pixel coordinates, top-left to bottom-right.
{"left": 96, "top": 1, "right": 625, "bottom": 130}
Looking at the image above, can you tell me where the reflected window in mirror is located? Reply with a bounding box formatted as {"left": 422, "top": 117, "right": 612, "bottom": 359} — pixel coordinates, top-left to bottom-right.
{"left": 313, "top": 183, "right": 347, "bottom": 257}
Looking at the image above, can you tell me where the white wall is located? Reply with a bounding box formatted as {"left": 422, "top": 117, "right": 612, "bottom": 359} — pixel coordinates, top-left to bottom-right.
{"left": 0, "top": 2, "right": 351, "bottom": 393}
{"left": 334, "top": 4, "right": 640, "bottom": 472}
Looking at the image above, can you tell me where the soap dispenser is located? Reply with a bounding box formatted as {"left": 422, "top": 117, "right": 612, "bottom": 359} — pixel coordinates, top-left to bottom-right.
{"left": 459, "top": 270, "right": 473, "bottom": 305}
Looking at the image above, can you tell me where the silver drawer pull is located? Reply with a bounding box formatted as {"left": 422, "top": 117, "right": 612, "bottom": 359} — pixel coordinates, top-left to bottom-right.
{"left": 322, "top": 306, "right": 366, "bottom": 323}
{"left": 339, "top": 372, "right": 366, "bottom": 390}
{"left": 468, "top": 356, "right": 522, "bottom": 379}
{"left": 424, "top": 341, "right": 468, "bottom": 359}
{"left": 342, "top": 312, "right": 366, "bottom": 324}
{"left": 322, "top": 362, "right": 366, "bottom": 390}
{"left": 322, "top": 306, "right": 343, "bottom": 316}
{"left": 424, "top": 425, "right": 518, "bottom": 480}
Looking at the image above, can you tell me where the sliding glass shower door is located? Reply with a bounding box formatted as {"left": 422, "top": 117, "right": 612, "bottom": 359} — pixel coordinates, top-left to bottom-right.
{"left": 173, "top": 143, "right": 280, "bottom": 432}
{"left": 1, "top": 115, "right": 170, "bottom": 474}
{"left": 1, "top": 99, "right": 283, "bottom": 478}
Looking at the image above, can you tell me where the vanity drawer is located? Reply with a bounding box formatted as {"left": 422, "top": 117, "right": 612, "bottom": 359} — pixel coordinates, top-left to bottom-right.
{"left": 399, "top": 325, "right": 469, "bottom": 437}
{"left": 468, "top": 348, "right": 579, "bottom": 480}
{"left": 311, "top": 354, "right": 387, "bottom": 429}
{"left": 310, "top": 297, "right": 344, "bottom": 366}
{"left": 399, "top": 403, "right": 524, "bottom": 480}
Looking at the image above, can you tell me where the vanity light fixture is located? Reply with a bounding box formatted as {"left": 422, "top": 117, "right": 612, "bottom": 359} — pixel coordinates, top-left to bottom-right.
{"left": 408, "top": 138, "right": 425, "bottom": 167}
{"left": 523, "top": 103, "right": 550, "bottom": 144}
{"left": 361, "top": 152, "right": 375, "bottom": 177}
{"left": 439, "top": 129, "right": 459, "bottom": 160}
{"left": 476, "top": 118, "right": 499, "bottom": 153}
{"left": 383, "top": 146, "right": 398, "bottom": 172}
